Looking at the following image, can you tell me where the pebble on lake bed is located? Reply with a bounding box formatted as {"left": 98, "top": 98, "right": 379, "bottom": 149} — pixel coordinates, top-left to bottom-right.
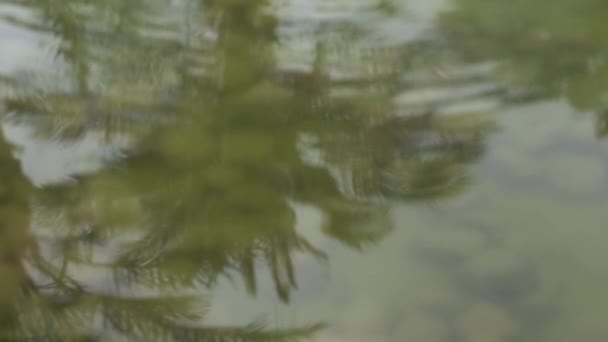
{"left": 545, "top": 155, "right": 605, "bottom": 195}
{"left": 494, "top": 147, "right": 539, "bottom": 180}
{"left": 411, "top": 225, "right": 487, "bottom": 260}
{"left": 395, "top": 312, "right": 450, "bottom": 342}
{"left": 457, "top": 302, "right": 519, "bottom": 342}
{"left": 460, "top": 246, "right": 535, "bottom": 302}
{"left": 463, "top": 247, "right": 527, "bottom": 280}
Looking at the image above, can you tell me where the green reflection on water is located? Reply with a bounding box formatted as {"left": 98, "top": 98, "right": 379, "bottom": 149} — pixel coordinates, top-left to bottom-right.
{"left": 0, "top": 0, "right": 493, "bottom": 340}
{"left": 440, "top": 0, "right": 608, "bottom": 136}
{"left": 1, "top": 0, "right": 607, "bottom": 341}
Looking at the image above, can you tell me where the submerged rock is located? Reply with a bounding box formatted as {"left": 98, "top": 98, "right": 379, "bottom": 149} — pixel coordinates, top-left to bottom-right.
{"left": 395, "top": 312, "right": 450, "bottom": 342}
{"left": 457, "top": 302, "right": 519, "bottom": 342}
{"left": 545, "top": 155, "right": 605, "bottom": 195}
{"left": 461, "top": 246, "right": 536, "bottom": 302}
{"left": 412, "top": 226, "right": 487, "bottom": 261}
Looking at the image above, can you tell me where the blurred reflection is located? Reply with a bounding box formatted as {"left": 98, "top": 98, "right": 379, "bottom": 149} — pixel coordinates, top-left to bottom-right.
{"left": 0, "top": 138, "right": 32, "bottom": 338}
{"left": 0, "top": 0, "right": 495, "bottom": 340}
{"left": 440, "top": 0, "right": 608, "bottom": 137}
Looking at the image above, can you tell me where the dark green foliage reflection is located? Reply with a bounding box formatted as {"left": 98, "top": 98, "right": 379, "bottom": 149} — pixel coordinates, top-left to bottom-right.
{"left": 440, "top": 0, "right": 608, "bottom": 137}
{"left": 0, "top": 0, "right": 495, "bottom": 340}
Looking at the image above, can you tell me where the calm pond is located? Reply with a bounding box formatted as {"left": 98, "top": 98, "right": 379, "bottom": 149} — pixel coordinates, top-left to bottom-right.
{"left": 1, "top": 0, "right": 608, "bottom": 341}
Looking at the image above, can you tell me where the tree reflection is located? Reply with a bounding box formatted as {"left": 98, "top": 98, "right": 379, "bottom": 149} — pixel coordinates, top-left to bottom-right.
{"left": 0, "top": 0, "right": 493, "bottom": 340}
{"left": 440, "top": 0, "right": 608, "bottom": 137}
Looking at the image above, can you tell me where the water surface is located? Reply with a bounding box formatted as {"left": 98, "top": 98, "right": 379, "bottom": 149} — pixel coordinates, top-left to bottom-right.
{"left": 1, "top": 0, "right": 608, "bottom": 341}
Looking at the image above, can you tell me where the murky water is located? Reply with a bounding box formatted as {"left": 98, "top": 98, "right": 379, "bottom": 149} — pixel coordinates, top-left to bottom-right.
{"left": 1, "top": 0, "right": 607, "bottom": 341}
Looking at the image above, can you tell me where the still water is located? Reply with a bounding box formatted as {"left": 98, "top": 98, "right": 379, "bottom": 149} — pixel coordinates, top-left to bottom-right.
{"left": 1, "top": 0, "right": 607, "bottom": 341}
